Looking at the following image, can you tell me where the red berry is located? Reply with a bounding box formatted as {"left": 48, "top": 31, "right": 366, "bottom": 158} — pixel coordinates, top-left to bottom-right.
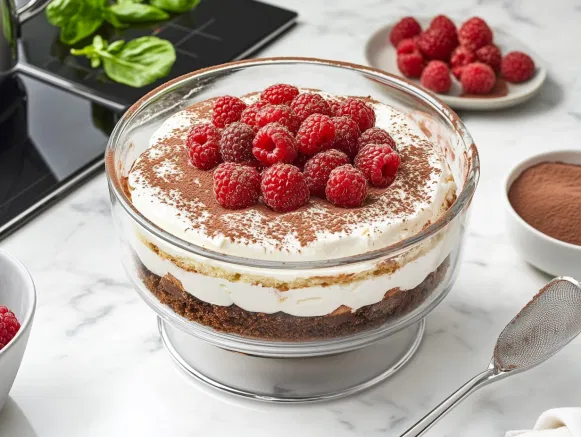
{"left": 417, "top": 27, "right": 458, "bottom": 61}
{"left": 255, "top": 104, "right": 300, "bottom": 133}
{"left": 430, "top": 15, "right": 457, "bottom": 34}
{"left": 328, "top": 98, "right": 342, "bottom": 116}
{"left": 501, "top": 51, "right": 535, "bottom": 83}
{"left": 212, "top": 95, "right": 247, "bottom": 128}
{"left": 303, "top": 149, "right": 350, "bottom": 197}
{"left": 476, "top": 44, "right": 501, "bottom": 72}
{"left": 458, "top": 17, "right": 493, "bottom": 51}
{"left": 325, "top": 165, "right": 368, "bottom": 208}
{"left": 296, "top": 114, "right": 336, "bottom": 156}
{"left": 396, "top": 38, "right": 418, "bottom": 54}
{"left": 240, "top": 101, "right": 269, "bottom": 130}
{"left": 260, "top": 84, "right": 299, "bottom": 105}
{"left": 330, "top": 116, "right": 361, "bottom": 158}
{"left": 397, "top": 52, "right": 425, "bottom": 78}
{"left": 452, "top": 66, "right": 465, "bottom": 80}
{"left": 336, "top": 98, "right": 376, "bottom": 132}
{"left": 355, "top": 144, "right": 401, "bottom": 188}
{"left": 252, "top": 123, "right": 297, "bottom": 165}
{"left": 390, "top": 17, "right": 422, "bottom": 47}
{"left": 186, "top": 124, "right": 222, "bottom": 170}
{"left": 461, "top": 62, "right": 496, "bottom": 94}
{"left": 421, "top": 60, "right": 452, "bottom": 93}
{"left": 451, "top": 46, "right": 476, "bottom": 70}
{"left": 261, "top": 163, "right": 310, "bottom": 212}
{"left": 213, "top": 163, "right": 260, "bottom": 209}
{"left": 358, "top": 127, "right": 397, "bottom": 151}
{"left": 0, "top": 306, "right": 20, "bottom": 350}
{"left": 292, "top": 153, "right": 310, "bottom": 171}
{"left": 219, "top": 122, "right": 256, "bottom": 163}
{"left": 290, "top": 93, "right": 332, "bottom": 122}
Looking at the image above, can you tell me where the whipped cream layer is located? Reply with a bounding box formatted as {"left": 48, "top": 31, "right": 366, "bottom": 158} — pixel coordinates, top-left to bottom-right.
{"left": 127, "top": 92, "right": 457, "bottom": 262}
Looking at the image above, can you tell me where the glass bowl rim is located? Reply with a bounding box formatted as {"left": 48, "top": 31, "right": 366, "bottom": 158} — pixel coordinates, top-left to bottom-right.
{"left": 105, "top": 57, "right": 480, "bottom": 270}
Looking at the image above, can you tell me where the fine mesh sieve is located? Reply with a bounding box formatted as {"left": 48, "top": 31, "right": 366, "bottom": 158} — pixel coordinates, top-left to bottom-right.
{"left": 402, "top": 276, "right": 581, "bottom": 437}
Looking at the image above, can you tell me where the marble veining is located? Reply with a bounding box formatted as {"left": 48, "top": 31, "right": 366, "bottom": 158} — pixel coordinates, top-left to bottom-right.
{"left": 1, "top": 0, "right": 581, "bottom": 436}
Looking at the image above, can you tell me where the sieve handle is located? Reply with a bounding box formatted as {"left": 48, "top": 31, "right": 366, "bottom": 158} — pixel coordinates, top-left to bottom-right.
{"left": 400, "top": 367, "right": 498, "bottom": 437}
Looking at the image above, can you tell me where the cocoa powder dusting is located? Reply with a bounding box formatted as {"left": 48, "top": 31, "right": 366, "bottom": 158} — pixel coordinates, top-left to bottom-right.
{"left": 508, "top": 162, "right": 581, "bottom": 246}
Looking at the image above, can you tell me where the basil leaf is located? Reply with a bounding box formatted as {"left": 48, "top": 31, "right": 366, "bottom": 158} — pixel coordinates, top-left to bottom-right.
{"left": 108, "top": 3, "right": 169, "bottom": 22}
{"left": 46, "top": 0, "right": 106, "bottom": 45}
{"left": 150, "top": 0, "right": 200, "bottom": 13}
{"left": 103, "top": 8, "right": 129, "bottom": 28}
{"left": 107, "top": 40, "right": 125, "bottom": 53}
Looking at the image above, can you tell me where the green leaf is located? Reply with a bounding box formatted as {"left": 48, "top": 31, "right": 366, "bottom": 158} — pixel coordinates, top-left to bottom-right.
{"left": 103, "top": 8, "right": 129, "bottom": 28}
{"left": 108, "top": 3, "right": 169, "bottom": 22}
{"left": 149, "top": 0, "right": 200, "bottom": 13}
{"left": 46, "top": 0, "right": 106, "bottom": 45}
{"left": 107, "top": 40, "right": 125, "bottom": 53}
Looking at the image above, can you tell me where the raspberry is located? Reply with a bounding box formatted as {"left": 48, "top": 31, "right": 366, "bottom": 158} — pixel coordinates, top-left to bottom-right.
{"left": 325, "top": 165, "right": 368, "bottom": 208}
{"left": 397, "top": 52, "right": 425, "bottom": 78}
{"left": 430, "top": 15, "right": 457, "bottom": 34}
{"left": 450, "top": 46, "right": 476, "bottom": 70}
{"left": 328, "top": 98, "right": 342, "bottom": 116}
{"left": 296, "top": 114, "right": 336, "bottom": 156}
{"left": 358, "top": 127, "right": 397, "bottom": 151}
{"left": 452, "top": 66, "right": 465, "bottom": 80}
{"left": 458, "top": 17, "right": 493, "bottom": 51}
{"left": 0, "top": 306, "right": 20, "bottom": 350}
{"left": 292, "top": 153, "right": 310, "bottom": 171}
{"left": 461, "top": 62, "right": 496, "bottom": 94}
{"left": 355, "top": 144, "right": 401, "bottom": 188}
{"left": 501, "top": 51, "right": 535, "bottom": 83}
{"left": 186, "top": 124, "right": 222, "bottom": 170}
{"left": 213, "top": 163, "right": 261, "bottom": 209}
{"left": 239, "top": 101, "right": 269, "bottom": 130}
{"left": 219, "top": 122, "right": 256, "bottom": 163}
{"left": 260, "top": 84, "right": 299, "bottom": 105}
{"left": 212, "top": 95, "right": 247, "bottom": 128}
{"left": 330, "top": 116, "right": 361, "bottom": 158}
{"left": 389, "top": 17, "right": 422, "bottom": 47}
{"left": 255, "top": 104, "right": 300, "bottom": 133}
{"left": 421, "top": 60, "right": 452, "bottom": 93}
{"left": 261, "top": 163, "right": 310, "bottom": 212}
{"left": 476, "top": 44, "right": 501, "bottom": 72}
{"left": 290, "top": 93, "right": 332, "bottom": 122}
{"left": 417, "top": 28, "right": 458, "bottom": 61}
{"left": 396, "top": 38, "right": 418, "bottom": 55}
{"left": 252, "top": 123, "right": 297, "bottom": 165}
{"left": 336, "top": 98, "right": 376, "bottom": 132}
{"left": 303, "top": 149, "right": 350, "bottom": 197}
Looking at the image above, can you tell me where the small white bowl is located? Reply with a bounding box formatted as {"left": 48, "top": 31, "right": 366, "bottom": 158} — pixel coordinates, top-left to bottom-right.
{"left": 504, "top": 150, "right": 581, "bottom": 279}
{"left": 0, "top": 250, "right": 36, "bottom": 411}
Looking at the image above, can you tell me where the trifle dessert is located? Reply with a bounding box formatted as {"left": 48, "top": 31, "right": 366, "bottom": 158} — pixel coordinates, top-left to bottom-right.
{"left": 120, "top": 80, "right": 459, "bottom": 341}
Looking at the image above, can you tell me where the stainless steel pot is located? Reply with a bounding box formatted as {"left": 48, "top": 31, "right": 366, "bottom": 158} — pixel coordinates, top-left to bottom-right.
{"left": 0, "top": 0, "right": 51, "bottom": 80}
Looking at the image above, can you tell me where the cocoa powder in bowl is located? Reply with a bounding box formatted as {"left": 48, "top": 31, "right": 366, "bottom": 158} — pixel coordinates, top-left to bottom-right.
{"left": 508, "top": 162, "right": 581, "bottom": 246}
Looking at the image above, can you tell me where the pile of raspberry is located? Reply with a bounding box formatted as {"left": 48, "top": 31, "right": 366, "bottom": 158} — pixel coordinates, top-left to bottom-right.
{"left": 391, "top": 15, "right": 536, "bottom": 95}
{"left": 186, "top": 84, "right": 401, "bottom": 212}
{"left": 0, "top": 306, "right": 20, "bottom": 350}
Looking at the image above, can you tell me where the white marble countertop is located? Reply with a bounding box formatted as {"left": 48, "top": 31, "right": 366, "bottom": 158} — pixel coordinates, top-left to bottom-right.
{"left": 1, "top": 0, "right": 581, "bottom": 436}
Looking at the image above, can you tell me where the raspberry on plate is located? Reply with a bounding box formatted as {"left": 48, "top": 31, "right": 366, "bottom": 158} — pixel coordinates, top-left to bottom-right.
{"left": 331, "top": 116, "right": 361, "bottom": 158}
{"left": 430, "top": 15, "right": 457, "bottom": 34}
{"left": 325, "top": 164, "right": 368, "bottom": 208}
{"left": 296, "top": 114, "right": 336, "bottom": 156}
{"left": 186, "top": 123, "right": 222, "bottom": 170}
{"left": 0, "top": 306, "right": 20, "bottom": 350}
{"left": 261, "top": 163, "right": 310, "bottom": 212}
{"left": 336, "top": 98, "right": 376, "bottom": 132}
{"left": 355, "top": 144, "right": 401, "bottom": 188}
{"left": 219, "top": 122, "right": 256, "bottom": 163}
{"left": 213, "top": 163, "right": 261, "bottom": 209}
{"left": 421, "top": 60, "right": 452, "bottom": 94}
{"left": 389, "top": 17, "right": 422, "bottom": 47}
{"left": 476, "top": 44, "right": 501, "bottom": 72}
{"left": 396, "top": 38, "right": 418, "bottom": 55}
{"left": 255, "top": 104, "right": 300, "bottom": 133}
{"left": 212, "top": 95, "right": 247, "bottom": 128}
{"left": 501, "top": 51, "right": 535, "bottom": 83}
{"left": 417, "top": 27, "right": 458, "bottom": 61}
{"left": 303, "top": 149, "right": 350, "bottom": 197}
{"left": 290, "top": 93, "right": 332, "bottom": 122}
{"left": 328, "top": 98, "right": 342, "bottom": 116}
{"left": 458, "top": 17, "right": 493, "bottom": 51}
{"left": 357, "top": 127, "right": 397, "bottom": 151}
{"left": 397, "top": 52, "right": 425, "bottom": 78}
{"left": 461, "top": 62, "right": 496, "bottom": 94}
{"left": 252, "top": 123, "right": 297, "bottom": 165}
{"left": 240, "top": 101, "right": 269, "bottom": 130}
{"left": 260, "top": 84, "right": 299, "bottom": 105}
{"left": 451, "top": 46, "right": 476, "bottom": 70}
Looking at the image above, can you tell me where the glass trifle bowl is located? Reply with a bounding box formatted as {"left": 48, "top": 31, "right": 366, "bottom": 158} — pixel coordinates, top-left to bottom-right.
{"left": 106, "top": 58, "right": 479, "bottom": 402}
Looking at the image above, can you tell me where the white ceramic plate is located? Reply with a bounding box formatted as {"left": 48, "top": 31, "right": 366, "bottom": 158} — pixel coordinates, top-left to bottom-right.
{"left": 365, "top": 19, "right": 547, "bottom": 110}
